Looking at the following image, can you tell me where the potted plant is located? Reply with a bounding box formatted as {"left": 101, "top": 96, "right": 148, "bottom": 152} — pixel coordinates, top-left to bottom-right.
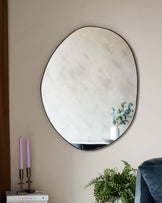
{"left": 85, "top": 161, "right": 137, "bottom": 203}
{"left": 110, "top": 102, "right": 134, "bottom": 140}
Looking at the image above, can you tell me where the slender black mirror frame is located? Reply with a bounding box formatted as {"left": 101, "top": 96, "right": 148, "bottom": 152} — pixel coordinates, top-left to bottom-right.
{"left": 41, "top": 26, "right": 138, "bottom": 150}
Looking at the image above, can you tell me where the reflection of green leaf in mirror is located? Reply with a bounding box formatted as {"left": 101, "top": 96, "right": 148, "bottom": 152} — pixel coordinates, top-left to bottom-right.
{"left": 111, "top": 102, "right": 134, "bottom": 127}
{"left": 121, "top": 102, "right": 126, "bottom": 108}
{"left": 85, "top": 161, "right": 137, "bottom": 203}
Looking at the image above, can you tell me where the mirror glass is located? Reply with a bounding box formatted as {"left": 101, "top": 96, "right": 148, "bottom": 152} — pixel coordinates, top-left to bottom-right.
{"left": 41, "top": 26, "right": 137, "bottom": 150}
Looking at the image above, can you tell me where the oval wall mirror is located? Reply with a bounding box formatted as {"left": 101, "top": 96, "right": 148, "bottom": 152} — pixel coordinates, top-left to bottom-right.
{"left": 41, "top": 26, "right": 137, "bottom": 150}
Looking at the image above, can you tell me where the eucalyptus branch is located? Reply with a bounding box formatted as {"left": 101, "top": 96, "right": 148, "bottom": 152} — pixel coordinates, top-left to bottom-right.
{"left": 111, "top": 102, "right": 134, "bottom": 127}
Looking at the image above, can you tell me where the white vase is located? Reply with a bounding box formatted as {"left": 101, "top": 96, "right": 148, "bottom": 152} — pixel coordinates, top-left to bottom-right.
{"left": 110, "top": 125, "right": 120, "bottom": 140}
{"left": 115, "top": 200, "right": 121, "bottom": 203}
{"left": 109, "top": 199, "right": 122, "bottom": 203}
{"left": 106, "top": 199, "right": 121, "bottom": 203}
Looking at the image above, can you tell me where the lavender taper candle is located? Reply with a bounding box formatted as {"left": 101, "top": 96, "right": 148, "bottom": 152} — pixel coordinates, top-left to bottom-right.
{"left": 26, "top": 138, "right": 30, "bottom": 168}
{"left": 25, "top": 138, "right": 35, "bottom": 193}
{"left": 19, "top": 137, "right": 23, "bottom": 170}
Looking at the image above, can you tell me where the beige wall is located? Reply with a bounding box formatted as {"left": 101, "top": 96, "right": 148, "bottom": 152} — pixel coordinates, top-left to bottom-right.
{"left": 8, "top": 0, "right": 162, "bottom": 203}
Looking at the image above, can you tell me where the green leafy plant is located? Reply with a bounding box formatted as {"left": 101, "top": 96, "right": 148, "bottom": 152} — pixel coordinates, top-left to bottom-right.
{"left": 111, "top": 102, "right": 134, "bottom": 126}
{"left": 85, "top": 161, "right": 137, "bottom": 203}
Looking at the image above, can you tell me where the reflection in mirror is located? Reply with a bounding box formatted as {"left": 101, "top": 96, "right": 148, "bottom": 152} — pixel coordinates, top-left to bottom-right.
{"left": 41, "top": 26, "right": 137, "bottom": 150}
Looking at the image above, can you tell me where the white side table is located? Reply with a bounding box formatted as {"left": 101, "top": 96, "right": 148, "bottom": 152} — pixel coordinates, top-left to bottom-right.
{"left": 5, "top": 191, "right": 49, "bottom": 203}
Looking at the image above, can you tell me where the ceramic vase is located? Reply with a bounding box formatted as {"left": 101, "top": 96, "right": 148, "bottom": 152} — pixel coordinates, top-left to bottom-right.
{"left": 108, "top": 199, "right": 121, "bottom": 203}
{"left": 115, "top": 200, "right": 121, "bottom": 203}
{"left": 110, "top": 125, "right": 120, "bottom": 140}
{"left": 98, "top": 199, "right": 121, "bottom": 203}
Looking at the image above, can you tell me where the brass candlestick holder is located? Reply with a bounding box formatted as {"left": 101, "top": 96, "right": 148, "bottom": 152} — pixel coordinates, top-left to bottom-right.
{"left": 25, "top": 168, "right": 35, "bottom": 193}
{"left": 17, "top": 169, "right": 27, "bottom": 195}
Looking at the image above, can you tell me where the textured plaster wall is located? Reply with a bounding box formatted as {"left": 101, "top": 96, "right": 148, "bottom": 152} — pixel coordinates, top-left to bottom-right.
{"left": 9, "top": 0, "right": 162, "bottom": 203}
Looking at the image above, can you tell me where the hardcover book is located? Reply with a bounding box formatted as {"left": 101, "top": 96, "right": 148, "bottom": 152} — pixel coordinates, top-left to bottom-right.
{"left": 6, "top": 191, "right": 49, "bottom": 202}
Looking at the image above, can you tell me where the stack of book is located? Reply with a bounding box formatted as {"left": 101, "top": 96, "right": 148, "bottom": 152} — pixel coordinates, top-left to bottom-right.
{"left": 5, "top": 191, "right": 49, "bottom": 203}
